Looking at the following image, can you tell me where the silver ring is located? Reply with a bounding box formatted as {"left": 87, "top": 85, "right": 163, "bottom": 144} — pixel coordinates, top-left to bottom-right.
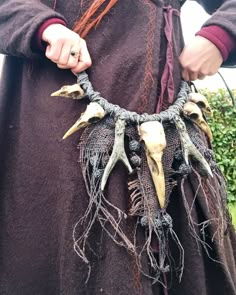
{"left": 70, "top": 50, "right": 80, "bottom": 58}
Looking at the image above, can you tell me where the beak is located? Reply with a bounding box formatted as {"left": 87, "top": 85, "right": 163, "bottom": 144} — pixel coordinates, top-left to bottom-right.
{"left": 51, "top": 84, "right": 84, "bottom": 98}
{"left": 146, "top": 154, "right": 166, "bottom": 209}
{"left": 51, "top": 89, "right": 64, "bottom": 97}
{"left": 198, "top": 121, "right": 213, "bottom": 142}
{"left": 205, "top": 108, "right": 213, "bottom": 117}
{"left": 62, "top": 117, "right": 88, "bottom": 140}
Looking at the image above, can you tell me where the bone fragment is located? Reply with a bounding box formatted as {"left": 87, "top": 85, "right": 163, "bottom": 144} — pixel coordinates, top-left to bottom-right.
{"left": 189, "top": 92, "right": 213, "bottom": 117}
{"left": 183, "top": 101, "right": 213, "bottom": 142}
{"left": 101, "top": 118, "right": 133, "bottom": 191}
{"left": 139, "top": 121, "right": 166, "bottom": 209}
{"left": 51, "top": 84, "right": 84, "bottom": 99}
{"left": 63, "top": 102, "right": 105, "bottom": 139}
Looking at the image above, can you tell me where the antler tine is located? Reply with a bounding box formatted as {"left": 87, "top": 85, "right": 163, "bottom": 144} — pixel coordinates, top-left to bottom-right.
{"left": 173, "top": 115, "right": 213, "bottom": 177}
{"left": 101, "top": 117, "right": 133, "bottom": 191}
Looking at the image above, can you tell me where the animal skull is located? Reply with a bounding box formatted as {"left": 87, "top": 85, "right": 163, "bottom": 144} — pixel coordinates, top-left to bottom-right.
{"left": 51, "top": 84, "right": 84, "bottom": 99}
{"left": 189, "top": 92, "right": 213, "bottom": 117}
{"left": 139, "top": 121, "right": 167, "bottom": 209}
{"left": 63, "top": 102, "right": 106, "bottom": 139}
{"left": 183, "top": 101, "right": 213, "bottom": 142}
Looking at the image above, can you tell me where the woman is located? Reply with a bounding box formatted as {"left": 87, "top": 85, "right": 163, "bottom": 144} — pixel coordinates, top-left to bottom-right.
{"left": 0, "top": 1, "right": 235, "bottom": 294}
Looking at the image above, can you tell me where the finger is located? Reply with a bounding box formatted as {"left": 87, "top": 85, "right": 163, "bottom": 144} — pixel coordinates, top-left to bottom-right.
{"left": 197, "top": 75, "right": 206, "bottom": 80}
{"left": 189, "top": 72, "right": 198, "bottom": 81}
{"left": 57, "top": 42, "right": 73, "bottom": 65}
{"left": 181, "top": 69, "right": 190, "bottom": 82}
{"left": 57, "top": 64, "right": 72, "bottom": 69}
{"left": 66, "top": 47, "right": 81, "bottom": 68}
{"left": 45, "top": 41, "right": 63, "bottom": 62}
{"left": 71, "top": 40, "right": 92, "bottom": 73}
{"left": 56, "top": 48, "right": 85, "bottom": 70}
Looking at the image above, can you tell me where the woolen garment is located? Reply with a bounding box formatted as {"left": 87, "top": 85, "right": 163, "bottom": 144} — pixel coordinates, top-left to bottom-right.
{"left": 0, "top": 1, "right": 236, "bottom": 294}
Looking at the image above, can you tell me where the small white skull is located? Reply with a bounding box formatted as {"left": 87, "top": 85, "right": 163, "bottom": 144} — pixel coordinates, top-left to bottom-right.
{"left": 139, "top": 121, "right": 166, "bottom": 208}
{"left": 63, "top": 102, "right": 105, "bottom": 139}
{"left": 189, "top": 92, "right": 213, "bottom": 117}
{"left": 51, "top": 84, "right": 84, "bottom": 99}
{"left": 183, "top": 101, "right": 213, "bottom": 142}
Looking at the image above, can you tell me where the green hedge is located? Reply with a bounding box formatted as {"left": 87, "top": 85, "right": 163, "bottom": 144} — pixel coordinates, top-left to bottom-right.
{"left": 201, "top": 89, "right": 236, "bottom": 202}
{"left": 200, "top": 89, "right": 236, "bottom": 226}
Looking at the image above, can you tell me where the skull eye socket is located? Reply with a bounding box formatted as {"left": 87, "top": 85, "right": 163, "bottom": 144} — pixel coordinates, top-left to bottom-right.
{"left": 190, "top": 113, "right": 199, "bottom": 120}
{"left": 196, "top": 101, "right": 206, "bottom": 109}
{"left": 88, "top": 116, "right": 100, "bottom": 123}
{"left": 70, "top": 90, "right": 83, "bottom": 97}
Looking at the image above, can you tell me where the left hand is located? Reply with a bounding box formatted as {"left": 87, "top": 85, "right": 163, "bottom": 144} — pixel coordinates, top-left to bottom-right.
{"left": 179, "top": 36, "right": 223, "bottom": 81}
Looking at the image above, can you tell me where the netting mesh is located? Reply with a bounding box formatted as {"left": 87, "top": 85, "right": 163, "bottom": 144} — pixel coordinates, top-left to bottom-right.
{"left": 74, "top": 115, "right": 229, "bottom": 284}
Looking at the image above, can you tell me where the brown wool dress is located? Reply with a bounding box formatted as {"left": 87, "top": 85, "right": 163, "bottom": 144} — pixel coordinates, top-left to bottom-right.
{"left": 0, "top": 1, "right": 236, "bottom": 294}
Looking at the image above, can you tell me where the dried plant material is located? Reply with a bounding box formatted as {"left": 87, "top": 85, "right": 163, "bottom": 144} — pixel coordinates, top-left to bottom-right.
{"left": 63, "top": 102, "right": 105, "bottom": 139}
{"left": 51, "top": 83, "right": 84, "bottom": 99}
{"left": 189, "top": 92, "right": 213, "bottom": 117}
{"left": 183, "top": 101, "right": 213, "bottom": 142}
{"left": 139, "top": 121, "right": 166, "bottom": 208}
{"left": 101, "top": 118, "right": 133, "bottom": 191}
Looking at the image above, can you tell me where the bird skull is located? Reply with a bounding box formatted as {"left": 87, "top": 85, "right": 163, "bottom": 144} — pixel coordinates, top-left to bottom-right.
{"left": 189, "top": 92, "right": 213, "bottom": 117}
{"left": 51, "top": 84, "right": 84, "bottom": 99}
{"left": 139, "top": 121, "right": 167, "bottom": 208}
{"left": 63, "top": 102, "right": 105, "bottom": 139}
{"left": 183, "top": 101, "right": 213, "bottom": 142}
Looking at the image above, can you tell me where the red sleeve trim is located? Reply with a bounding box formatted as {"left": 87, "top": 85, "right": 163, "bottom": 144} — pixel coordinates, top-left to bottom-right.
{"left": 34, "top": 18, "right": 67, "bottom": 52}
{"left": 196, "top": 25, "right": 236, "bottom": 62}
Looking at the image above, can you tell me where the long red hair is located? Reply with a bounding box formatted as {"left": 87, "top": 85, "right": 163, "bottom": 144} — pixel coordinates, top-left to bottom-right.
{"left": 73, "top": 0, "right": 118, "bottom": 38}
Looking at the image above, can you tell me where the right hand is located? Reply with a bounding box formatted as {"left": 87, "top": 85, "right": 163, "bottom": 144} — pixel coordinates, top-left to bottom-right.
{"left": 42, "top": 24, "right": 92, "bottom": 73}
{"left": 179, "top": 36, "right": 223, "bottom": 81}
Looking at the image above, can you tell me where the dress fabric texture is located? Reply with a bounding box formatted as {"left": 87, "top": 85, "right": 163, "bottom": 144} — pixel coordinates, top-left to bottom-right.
{"left": 0, "top": 0, "right": 236, "bottom": 294}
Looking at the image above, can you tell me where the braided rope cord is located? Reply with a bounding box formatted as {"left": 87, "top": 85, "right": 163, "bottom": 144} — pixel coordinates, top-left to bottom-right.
{"left": 77, "top": 72, "right": 190, "bottom": 123}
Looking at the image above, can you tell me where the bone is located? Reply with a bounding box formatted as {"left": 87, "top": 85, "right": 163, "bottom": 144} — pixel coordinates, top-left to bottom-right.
{"left": 62, "top": 102, "right": 106, "bottom": 139}
{"left": 51, "top": 83, "right": 84, "bottom": 99}
{"left": 173, "top": 115, "right": 213, "bottom": 177}
{"left": 188, "top": 92, "right": 213, "bottom": 117}
{"left": 183, "top": 101, "right": 213, "bottom": 142}
{"left": 139, "top": 121, "right": 167, "bottom": 209}
{"left": 101, "top": 118, "right": 133, "bottom": 191}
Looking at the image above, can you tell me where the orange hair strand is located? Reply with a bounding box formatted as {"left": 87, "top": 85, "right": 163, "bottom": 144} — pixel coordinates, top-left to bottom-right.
{"left": 73, "top": 0, "right": 118, "bottom": 38}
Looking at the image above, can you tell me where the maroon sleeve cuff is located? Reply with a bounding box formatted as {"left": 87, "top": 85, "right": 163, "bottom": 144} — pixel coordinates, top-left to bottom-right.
{"left": 196, "top": 25, "right": 236, "bottom": 62}
{"left": 34, "top": 18, "right": 67, "bottom": 52}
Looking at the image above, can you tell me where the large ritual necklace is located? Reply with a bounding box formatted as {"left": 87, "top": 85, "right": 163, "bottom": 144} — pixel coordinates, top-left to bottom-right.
{"left": 52, "top": 71, "right": 215, "bottom": 283}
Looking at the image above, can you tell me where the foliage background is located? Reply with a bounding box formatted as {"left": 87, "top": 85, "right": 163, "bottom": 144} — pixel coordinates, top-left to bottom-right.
{"left": 201, "top": 89, "right": 236, "bottom": 226}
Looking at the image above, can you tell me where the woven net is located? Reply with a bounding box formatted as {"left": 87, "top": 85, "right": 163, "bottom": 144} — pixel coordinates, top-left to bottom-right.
{"left": 73, "top": 114, "right": 229, "bottom": 284}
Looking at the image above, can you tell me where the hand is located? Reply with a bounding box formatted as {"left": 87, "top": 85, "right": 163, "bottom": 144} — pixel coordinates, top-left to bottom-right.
{"left": 179, "top": 36, "right": 223, "bottom": 81}
{"left": 42, "top": 24, "right": 92, "bottom": 73}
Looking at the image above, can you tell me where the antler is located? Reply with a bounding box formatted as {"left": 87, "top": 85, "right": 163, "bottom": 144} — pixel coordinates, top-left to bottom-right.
{"left": 101, "top": 117, "right": 133, "bottom": 191}
{"left": 173, "top": 115, "right": 213, "bottom": 177}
